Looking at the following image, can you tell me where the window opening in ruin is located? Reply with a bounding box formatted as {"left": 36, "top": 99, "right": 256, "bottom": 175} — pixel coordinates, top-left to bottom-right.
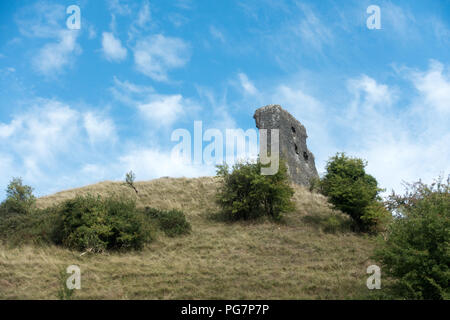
{"left": 303, "top": 151, "right": 309, "bottom": 161}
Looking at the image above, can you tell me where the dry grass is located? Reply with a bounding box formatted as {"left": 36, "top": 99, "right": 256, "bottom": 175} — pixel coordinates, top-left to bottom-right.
{"left": 0, "top": 177, "right": 377, "bottom": 299}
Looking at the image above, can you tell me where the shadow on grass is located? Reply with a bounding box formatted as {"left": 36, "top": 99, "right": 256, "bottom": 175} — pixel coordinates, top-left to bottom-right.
{"left": 301, "top": 213, "right": 354, "bottom": 234}
{"left": 202, "top": 210, "right": 284, "bottom": 226}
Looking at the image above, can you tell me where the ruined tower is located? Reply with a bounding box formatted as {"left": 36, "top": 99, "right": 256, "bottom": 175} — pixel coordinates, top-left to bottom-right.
{"left": 253, "top": 104, "right": 319, "bottom": 186}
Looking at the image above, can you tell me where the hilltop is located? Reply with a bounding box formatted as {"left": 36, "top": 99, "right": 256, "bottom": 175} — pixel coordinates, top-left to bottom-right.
{"left": 1, "top": 177, "right": 377, "bottom": 299}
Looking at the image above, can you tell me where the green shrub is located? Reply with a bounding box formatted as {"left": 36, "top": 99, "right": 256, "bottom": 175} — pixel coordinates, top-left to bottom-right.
{"left": 319, "top": 153, "right": 388, "bottom": 232}
{"left": 143, "top": 207, "right": 191, "bottom": 237}
{"left": 323, "top": 215, "right": 352, "bottom": 234}
{"left": 2, "top": 177, "right": 36, "bottom": 215}
{"left": 216, "top": 159, "right": 294, "bottom": 221}
{"left": 0, "top": 206, "right": 60, "bottom": 246}
{"left": 156, "top": 209, "right": 191, "bottom": 237}
{"left": 302, "top": 212, "right": 352, "bottom": 234}
{"left": 59, "top": 195, "right": 152, "bottom": 252}
{"left": 374, "top": 177, "right": 450, "bottom": 300}
{"left": 361, "top": 201, "right": 392, "bottom": 234}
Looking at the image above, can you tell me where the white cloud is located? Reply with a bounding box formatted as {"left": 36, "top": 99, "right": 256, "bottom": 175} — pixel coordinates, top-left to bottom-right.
{"left": 15, "top": 2, "right": 82, "bottom": 76}
{"left": 137, "top": 0, "right": 151, "bottom": 27}
{"left": 137, "top": 94, "right": 185, "bottom": 127}
{"left": 0, "top": 154, "right": 15, "bottom": 193}
{"left": 238, "top": 73, "right": 258, "bottom": 95}
{"left": 83, "top": 112, "right": 117, "bottom": 144}
{"left": 112, "top": 76, "right": 154, "bottom": 95}
{"left": 0, "top": 121, "right": 18, "bottom": 138}
{"left": 348, "top": 75, "right": 393, "bottom": 110}
{"left": 33, "top": 30, "right": 81, "bottom": 75}
{"left": 355, "top": 134, "right": 450, "bottom": 195}
{"left": 108, "top": 0, "right": 132, "bottom": 16}
{"left": 343, "top": 71, "right": 449, "bottom": 194}
{"left": 11, "top": 101, "right": 80, "bottom": 160}
{"left": 111, "top": 77, "right": 189, "bottom": 127}
{"left": 133, "top": 34, "right": 190, "bottom": 81}
{"left": 0, "top": 100, "right": 81, "bottom": 184}
{"left": 0, "top": 99, "right": 118, "bottom": 193}
{"left": 345, "top": 75, "right": 396, "bottom": 132}
{"left": 15, "top": 2, "right": 65, "bottom": 38}
{"left": 411, "top": 60, "right": 450, "bottom": 114}
{"left": 101, "top": 32, "right": 127, "bottom": 62}
{"left": 119, "top": 148, "right": 214, "bottom": 180}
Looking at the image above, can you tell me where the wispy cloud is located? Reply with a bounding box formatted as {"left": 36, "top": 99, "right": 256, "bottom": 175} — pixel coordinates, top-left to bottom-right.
{"left": 238, "top": 73, "right": 258, "bottom": 95}
{"left": 136, "top": 0, "right": 151, "bottom": 27}
{"left": 210, "top": 25, "right": 226, "bottom": 43}
{"left": 83, "top": 112, "right": 117, "bottom": 144}
{"left": 410, "top": 60, "right": 450, "bottom": 114}
{"left": 382, "top": 2, "right": 417, "bottom": 38}
{"left": 101, "top": 32, "right": 127, "bottom": 62}
{"left": 133, "top": 34, "right": 190, "bottom": 81}
{"left": 33, "top": 30, "right": 81, "bottom": 75}
{"left": 107, "top": 0, "right": 132, "bottom": 16}
{"left": 294, "top": 3, "right": 333, "bottom": 52}
{"left": 110, "top": 77, "right": 191, "bottom": 128}
{"left": 15, "top": 1, "right": 82, "bottom": 76}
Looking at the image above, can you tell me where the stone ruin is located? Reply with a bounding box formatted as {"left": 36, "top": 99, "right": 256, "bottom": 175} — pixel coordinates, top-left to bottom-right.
{"left": 254, "top": 104, "right": 319, "bottom": 186}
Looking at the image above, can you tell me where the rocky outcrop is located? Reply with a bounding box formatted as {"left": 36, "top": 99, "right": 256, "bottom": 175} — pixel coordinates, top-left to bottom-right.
{"left": 254, "top": 104, "right": 319, "bottom": 186}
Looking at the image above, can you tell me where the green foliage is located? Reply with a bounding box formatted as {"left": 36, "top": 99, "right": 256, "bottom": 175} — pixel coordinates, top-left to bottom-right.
{"left": 144, "top": 207, "right": 191, "bottom": 237}
{"left": 322, "top": 215, "right": 352, "bottom": 234}
{"left": 361, "top": 201, "right": 392, "bottom": 234}
{"left": 301, "top": 212, "right": 353, "bottom": 234}
{"left": 57, "top": 268, "right": 75, "bottom": 300}
{"left": 308, "top": 177, "right": 322, "bottom": 193}
{"left": 0, "top": 206, "right": 60, "bottom": 246}
{"left": 215, "top": 159, "right": 294, "bottom": 221}
{"left": 2, "top": 177, "right": 36, "bottom": 215}
{"left": 319, "top": 153, "right": 388, "bottom": 232}
{"left": 374, "top": 177, "right": 450, "bottom": 300}
{"left": 58, "top": 195, "right": 151, "bottom": 252}
{"left": 125, "top": 170, "right": 138, "bottom": 194}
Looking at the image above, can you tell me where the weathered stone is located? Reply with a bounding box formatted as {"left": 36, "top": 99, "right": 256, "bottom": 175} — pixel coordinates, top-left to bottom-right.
{"left": 253, "top": 104, "right": 319, "bottom": 186}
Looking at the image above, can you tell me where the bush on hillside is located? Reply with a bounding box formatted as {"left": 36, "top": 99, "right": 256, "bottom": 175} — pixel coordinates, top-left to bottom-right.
{"left": 144, "top": 207, "right": 191, "bottom": 237}
{"left": 0, "top": 206, "right": 60, "bottom": 246}
{"left": 319, "top": 153, "right": 390, "bottom": 232}
{"left": 373, "top": 177, "right": 450, "bottom": 300}
{"left": 215, "top": 159, "right": 294, "bottom": 221}
{"left": 0, "top": 178, "right": 58, "bottom": 246}
{"left": 58, "top": 195, "right": 152, "bottom": 252}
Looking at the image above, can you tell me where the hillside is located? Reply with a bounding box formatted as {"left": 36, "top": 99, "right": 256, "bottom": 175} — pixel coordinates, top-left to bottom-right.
{"left": 0, "top": 177, "right": 377, "bottom": 299}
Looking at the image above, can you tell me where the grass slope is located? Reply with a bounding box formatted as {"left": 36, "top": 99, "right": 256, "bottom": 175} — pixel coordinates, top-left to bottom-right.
{"left": 0, "top": 177, "right": 376, "bottom": 299}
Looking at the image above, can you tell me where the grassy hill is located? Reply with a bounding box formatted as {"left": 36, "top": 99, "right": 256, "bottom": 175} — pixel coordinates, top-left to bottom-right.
{"left": 0, "top": 177, "right": 377, "bottom": 299}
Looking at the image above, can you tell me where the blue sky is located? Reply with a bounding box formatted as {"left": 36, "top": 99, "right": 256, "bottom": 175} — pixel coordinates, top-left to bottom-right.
{"left": 0, "top": 0, "right": 449, "bottom": 199}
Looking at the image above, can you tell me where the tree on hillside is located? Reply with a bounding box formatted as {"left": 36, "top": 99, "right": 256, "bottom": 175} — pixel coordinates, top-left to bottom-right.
{"left": 319, "top": 152, "right": 391, "bottom": 232}
{"left": 2, "top": 177, "right": 36, "bottom": 215}
{"left": 125, "top": 170, "right": 138, "bottom": 194}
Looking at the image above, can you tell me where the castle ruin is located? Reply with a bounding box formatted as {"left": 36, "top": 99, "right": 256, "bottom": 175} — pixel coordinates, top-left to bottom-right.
{"left": 254, "top": 104, "right": 319, "bottom": 186}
